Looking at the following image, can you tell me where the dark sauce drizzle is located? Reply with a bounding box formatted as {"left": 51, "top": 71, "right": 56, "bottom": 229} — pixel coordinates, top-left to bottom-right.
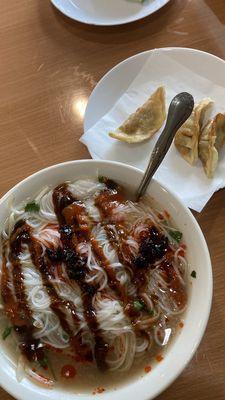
{"left": 1, "top": 220, "right": 85, "bottom": 363}
{"left": 53, "top": 184, "right": 111, "bottom": 371}
{"left": 2, "top": 221, "right": 44, "bottom": 362}
{"left": 1, "top": 179, "right": 186, "bottom": 372}
{"left": 28, "top": 226, "right": 92, "bottom": 363}
{"left": 95, "top": 183, "right": 186, "bottom": 313}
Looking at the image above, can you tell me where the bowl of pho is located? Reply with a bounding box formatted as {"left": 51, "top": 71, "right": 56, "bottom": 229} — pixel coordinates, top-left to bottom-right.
{"left": 0, "top": 159, "right": 212, "bottom": 400}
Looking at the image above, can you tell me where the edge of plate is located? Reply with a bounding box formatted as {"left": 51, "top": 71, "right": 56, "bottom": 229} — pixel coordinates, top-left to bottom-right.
{"left": 84, "top": 46, "right": 225, "bottom": 132}
{"left": 50, "top": 0, "right": 170, "bottom": 26}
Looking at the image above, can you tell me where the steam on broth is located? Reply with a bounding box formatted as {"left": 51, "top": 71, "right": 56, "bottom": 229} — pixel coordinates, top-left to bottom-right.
{"left": 0, "top": 177, "right": 188, "bottom": 391}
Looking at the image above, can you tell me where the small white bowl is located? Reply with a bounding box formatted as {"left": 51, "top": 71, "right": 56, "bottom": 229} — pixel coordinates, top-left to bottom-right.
{"left": 0, "top": 160, "right": 212, "bottom": 400}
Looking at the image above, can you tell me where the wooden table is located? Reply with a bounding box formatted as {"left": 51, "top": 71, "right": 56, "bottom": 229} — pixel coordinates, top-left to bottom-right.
{"left": 0, "top": 0, "right": 225, "bottom": 399}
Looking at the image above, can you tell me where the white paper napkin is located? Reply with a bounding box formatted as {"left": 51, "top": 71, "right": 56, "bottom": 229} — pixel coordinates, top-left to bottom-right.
{"left": 80, "top": 50, "right": 225, "bottom": 212}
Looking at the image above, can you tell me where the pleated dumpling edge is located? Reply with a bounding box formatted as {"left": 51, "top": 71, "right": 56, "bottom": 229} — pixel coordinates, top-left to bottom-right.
{"left": 174, "top": 98, "right": 214, "bottom": 165}
{"left": 199, "top": 113, "right": 225, "bottom": 178}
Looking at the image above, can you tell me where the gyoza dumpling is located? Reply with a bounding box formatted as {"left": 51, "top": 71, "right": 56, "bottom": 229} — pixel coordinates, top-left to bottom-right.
{"left": 199, "top": 113, "right": 225, "bottom": 178}
{"left": 109, "top": 86, "right": 166, "bottom": 144}
{"left": 174, "top": 98, "right": 213, "bottom": 165}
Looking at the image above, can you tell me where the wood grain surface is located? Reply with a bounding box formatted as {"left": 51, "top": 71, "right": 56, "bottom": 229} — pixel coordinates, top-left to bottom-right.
{"left": 0, "top": 1, "right": 225, "bottom": 399}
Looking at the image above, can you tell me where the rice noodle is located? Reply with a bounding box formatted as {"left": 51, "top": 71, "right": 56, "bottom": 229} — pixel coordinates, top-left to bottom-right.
{"left": 0, "top": 177, "right": 189, "bottom": 385}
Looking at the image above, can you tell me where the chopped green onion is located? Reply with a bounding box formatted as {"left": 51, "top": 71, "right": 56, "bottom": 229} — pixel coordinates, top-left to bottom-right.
{"left": 25, "top": 201, "right": 40, "bottom": 213}
{"left": 133, "top": 300, "right": 145, "bottom": 312}
{"left": 168, "top": 230, "right": 182, "bottom": 244}
{"left": 2, "top": 326, "right": 12, "bottom": 340}
{"left": 191, "top": 270, "right": 197, "bottom": 278}
{"left": 148, "top": 310, "right": 154, "bottom": 317}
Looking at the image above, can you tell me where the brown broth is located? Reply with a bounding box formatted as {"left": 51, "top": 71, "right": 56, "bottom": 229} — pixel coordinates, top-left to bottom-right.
{"left": 0, "top": 318, "right": 186, "bottom": 393}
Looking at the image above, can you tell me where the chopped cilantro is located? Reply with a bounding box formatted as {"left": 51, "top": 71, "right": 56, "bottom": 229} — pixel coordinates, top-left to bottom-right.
{"left": 191, "top": 270, "right": 197, "bottom": 278}
{"left": 39, "top": 352, "right": 57, "bottom": 380}
{"left": 148, "top": 310, "right": 154, "bottom": 317}
{"left": 98, "top": 176, "right": 118, "bottom": 190}
{"left": 25, "top": 201, "right": 40, "bottom": 213}
{"left": 98, "top": 176, "right": 105, "bottom": 183}
{"left": 168, "top": 230, "right": 182, "bottom": 244}
{"left": 2, "top": 326, "right": 12, "bottom": 340}
{"left": 39, "top": 357, "right": 48, "bottom": 369}
{"left": 133, "top": 300, "right": 145, "bottom": 312}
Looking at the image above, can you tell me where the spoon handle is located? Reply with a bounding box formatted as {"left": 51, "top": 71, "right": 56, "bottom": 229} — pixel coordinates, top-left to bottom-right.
{"left": 136, "top": 92, "right": 194, "bottom": 201}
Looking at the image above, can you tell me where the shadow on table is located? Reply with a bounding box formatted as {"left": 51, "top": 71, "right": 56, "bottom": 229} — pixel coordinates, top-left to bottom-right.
{"left": 156, "top": 374, "right": 224, "bottom": 400}
{"left": 40, "top": 0, "right": 180, "bottom": 46}
{"left": 194, "top": 188, "right": 225, "bottom": 247}
{"left": 204, "top": 0, "right": 225, "bottom": 25}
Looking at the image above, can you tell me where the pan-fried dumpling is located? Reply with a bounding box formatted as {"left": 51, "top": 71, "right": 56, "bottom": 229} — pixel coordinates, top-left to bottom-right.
{"left": 109, "top": 86, "right": 166, "bottom": 144}
{"left": 199, "top": 113, "right": 225, "bottom": 178}
{"left": 174, "top": 98, "right": 213, "bottom": 165}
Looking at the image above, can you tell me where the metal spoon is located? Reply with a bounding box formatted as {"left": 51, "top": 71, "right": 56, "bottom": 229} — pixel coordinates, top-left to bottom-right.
{"left": 135, "top": 92, "right": 194, "bottom": 201}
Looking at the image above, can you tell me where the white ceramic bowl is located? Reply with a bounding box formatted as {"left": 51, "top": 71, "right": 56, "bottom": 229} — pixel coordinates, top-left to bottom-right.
{"left": 0, "top": 160, "right": 212, "bottom": 400}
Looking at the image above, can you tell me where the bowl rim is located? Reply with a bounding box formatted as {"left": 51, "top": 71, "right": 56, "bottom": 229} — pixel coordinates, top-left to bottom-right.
{"left": 0, "top": 159, "right": 213, "bottom": 400}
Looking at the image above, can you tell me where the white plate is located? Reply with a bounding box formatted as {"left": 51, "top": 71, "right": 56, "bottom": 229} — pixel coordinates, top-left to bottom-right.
{"left": 84, "top": 47, "right": 225, "bottom": 131}
{"left": 51, "top": 0, "right": 170, "bottom": 26}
